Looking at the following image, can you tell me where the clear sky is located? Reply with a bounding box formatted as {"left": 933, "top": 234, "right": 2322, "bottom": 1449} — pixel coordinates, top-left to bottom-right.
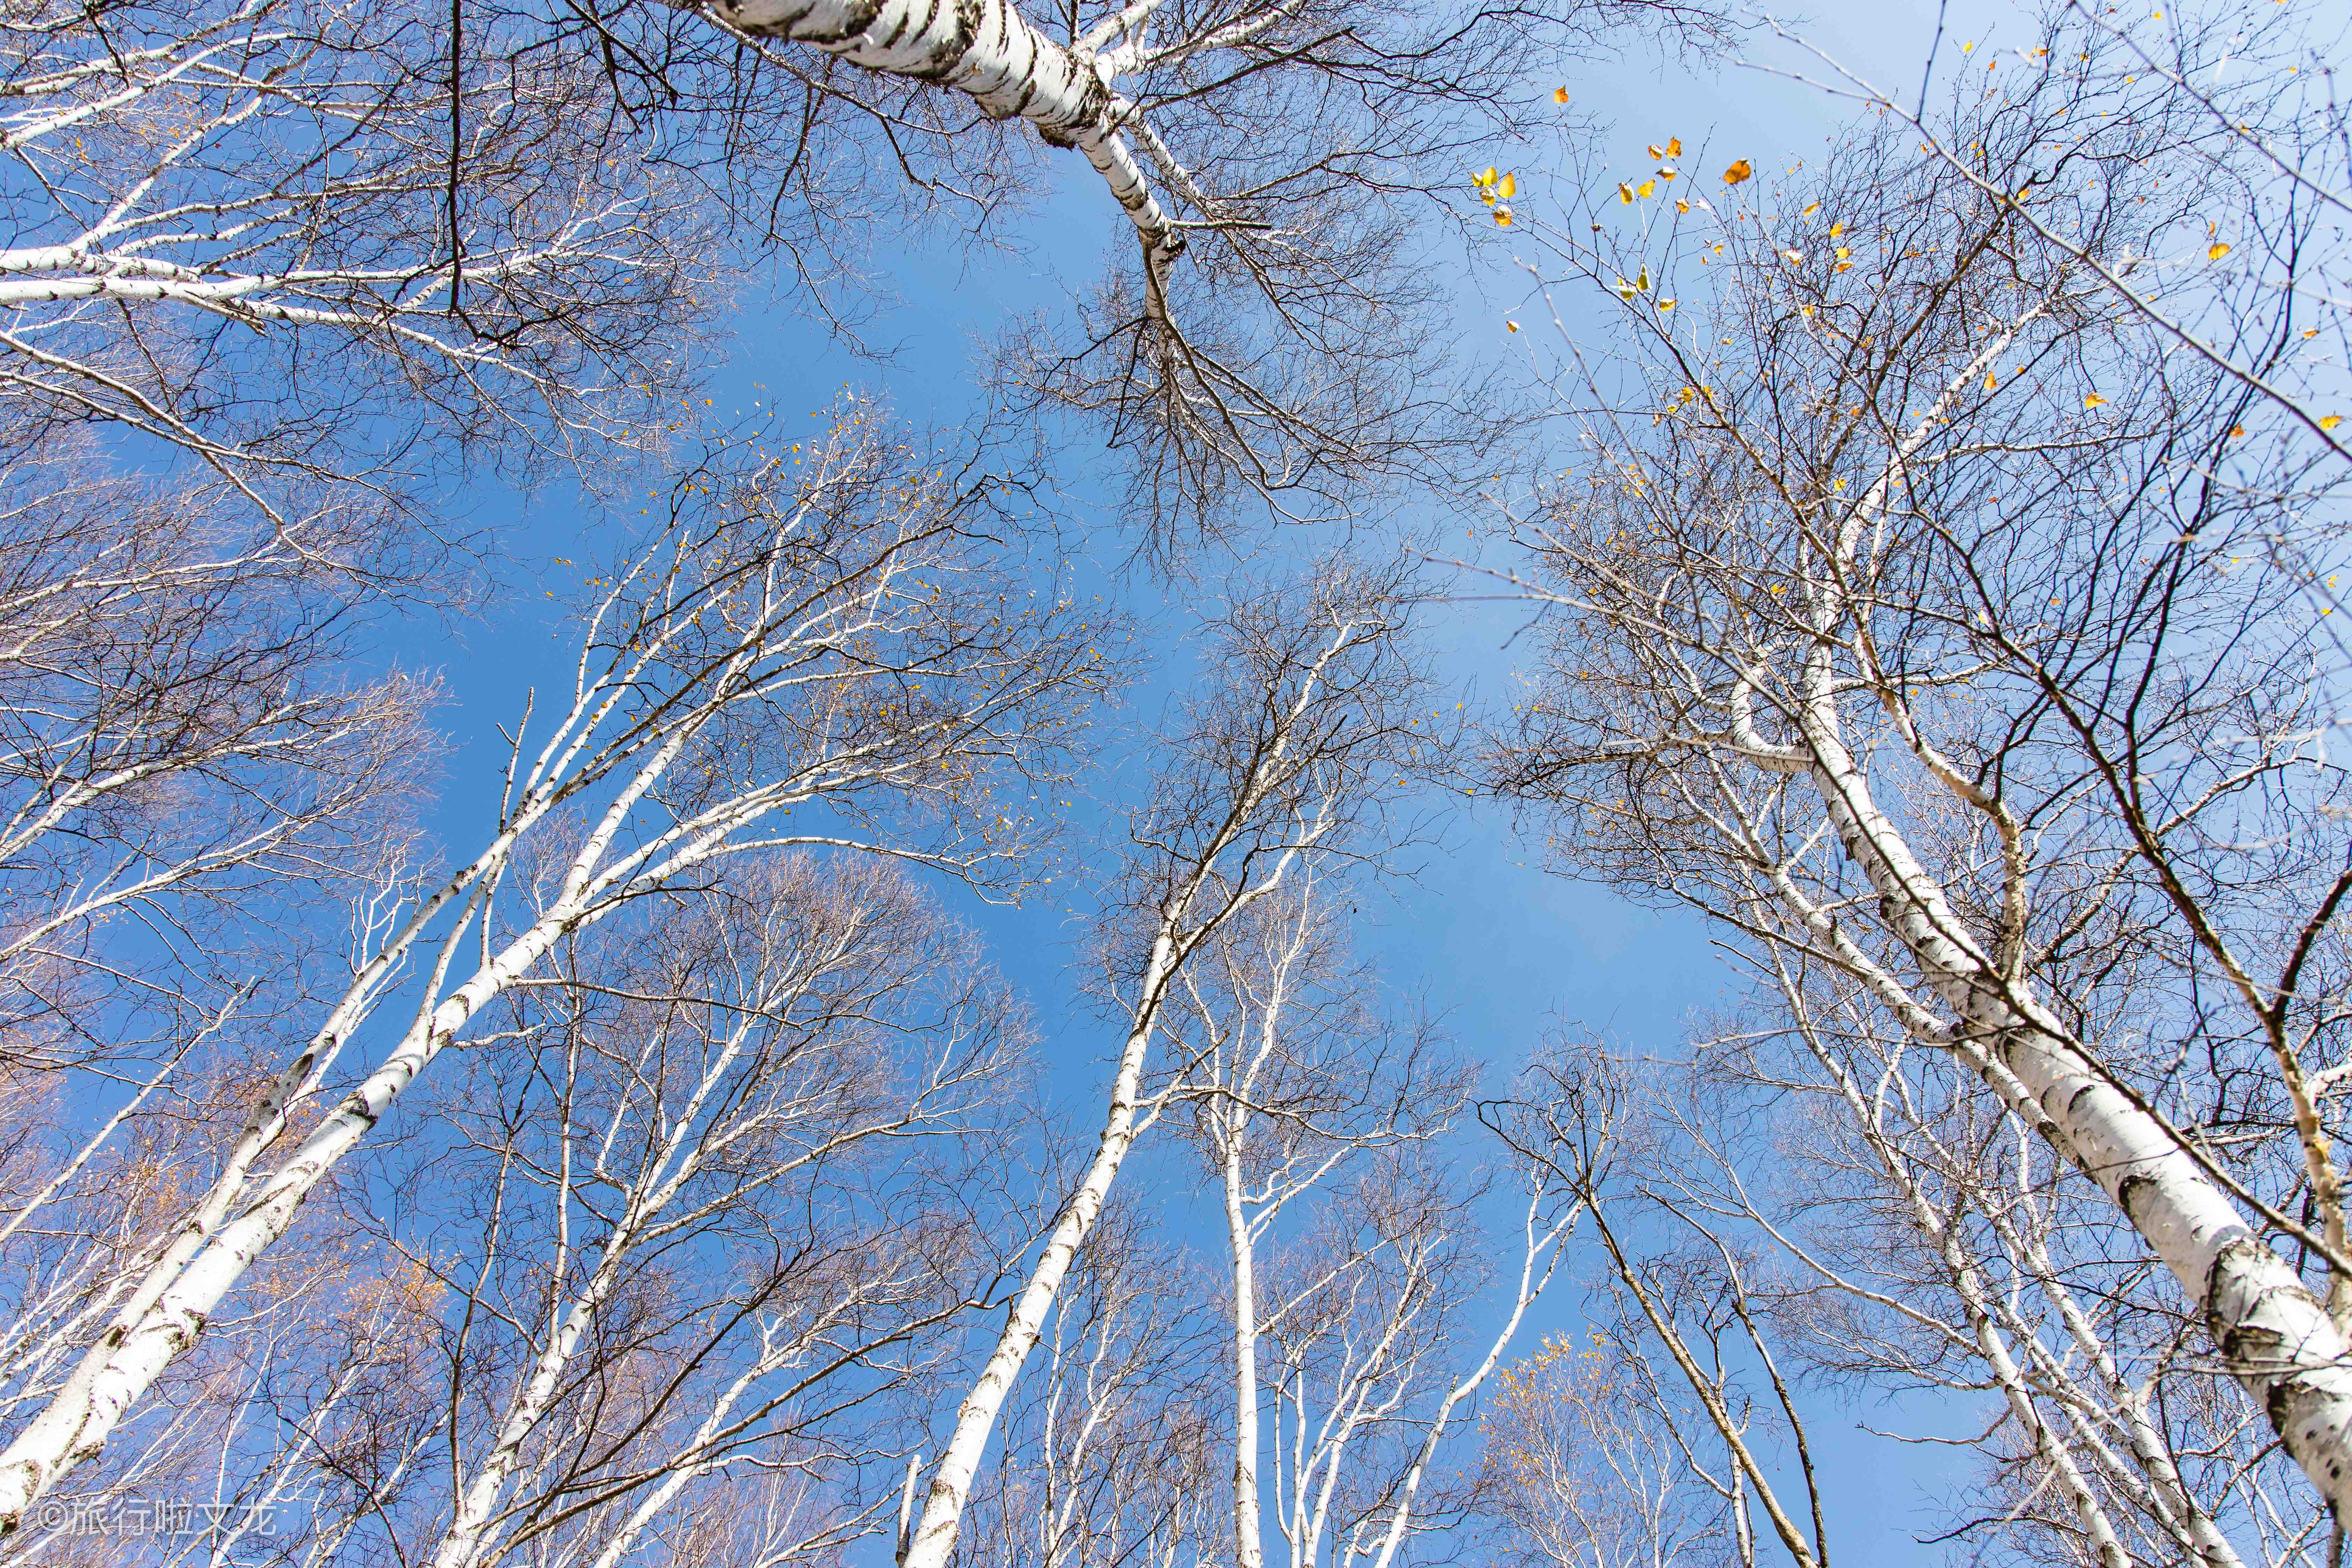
{"left": 409, "top": 0, "right": 2023, "bottom": 1555}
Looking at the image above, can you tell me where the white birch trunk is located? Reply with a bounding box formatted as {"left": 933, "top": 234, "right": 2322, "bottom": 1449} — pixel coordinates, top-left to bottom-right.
{"left": 1223, "top": 1126, "right": 1265, "bottom": 1568}
{"left": 898, "top": 930, "right": 1178, "bottom": 1568}
{"left": 1791, "top": 712, "right": 2352, "bottom": 1524}
{"left": 700, "top": 0, "right": 1182, "bottom": 306}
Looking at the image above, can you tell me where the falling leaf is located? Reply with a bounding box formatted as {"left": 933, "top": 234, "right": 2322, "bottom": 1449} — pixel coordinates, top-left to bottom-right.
{"left": 2084, "top": 392, "right": 2108, "bottom": 408}
{"left": 2207, "top": 241, "right": 2231, "bottom": 259}
{"left": 1724, "top": 159, "right": 1753, "bottom": 184}
{"left": 1619, "top": 182, "right": 1637, "bottom": 204}
{"left": 1638, "top": 178, "right": 1657, "bottom": 197}
{"left": 1554, "top": 86, "right": 1570, "bottom": 103}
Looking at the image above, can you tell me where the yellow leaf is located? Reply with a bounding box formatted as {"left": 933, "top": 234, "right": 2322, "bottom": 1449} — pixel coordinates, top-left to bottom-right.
{"left": 1667, "top": 137, "right": 1683, "bottom": 156}
{"left": 1984, "top": 372, "right": 1998, "bottom": 391}
{"left": 1507, "top": 320, "right": 1520, "bottom": 332}
{"left": 1802, "top": 201, "right": 1820, "bottom": 216}
{"left": 1553, "top": 86, "right": 1570, "bottom": 103}
{"left": 2084, "top": 392, "right": 2107, "bottom": 408}
{"left": 1835, "top": 246, "right": 1851, "bottom": 259}
{"left": 1677, "top": 198, "right": 1691, "bottom": 213}
{"left": 1835, "top": 260, "right": 1854, "bottom": 272}
{"left": 1658, "top": 297, "right": 1677, "bottom": 310}
{"left": 2207, "top": 241, "right": 2231, "bottom": 259}
{"left": 1638, "top": 179, "right": 1657, "bottom": 197}
{"left": 1481, "top": 188, "right": 1497, "bottom": 205}
{"left": 1724, "top": 159, "right": 1752, "bottom": 184}
{"left": 1828, "top": 221, "right": 1844, "bottom": 238}
{"left": 2306, "top": 327, "right": 2321, "bottom": 338}
{"left": 1799, "top": 303, "right": 1816, "bottom": 317}
{"left": 2324, "top": 414, "right": 2345, "bottom": 430}
{"left": 1961, "top": 38, "right": 1974, "bottom": 51}
{"left": 1635, "top": 266, "right": 1651, "bottom": 290}
{"left": 1477, "top": 166, "right": 1498, "bottom": 186}
{"left": 1658, "top": 165, "right": 1678, "bottom": 181}
{"left": 1647, "top": 143, "right": 1665, "bottom": 159}
{"left": 1495, "top": 206, "right": 1513, "bottom": 226}
{"left": 1619, "top": 182, "right": 1637, "bottom": 204}
{"left": 2228, "top": 424, "right": 2243, "bottom": 437}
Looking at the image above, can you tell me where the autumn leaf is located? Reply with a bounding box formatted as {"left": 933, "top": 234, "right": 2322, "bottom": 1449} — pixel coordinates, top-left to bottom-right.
{"left": 1802, "top": 202, "right": 1820, "bottom": 217}
{"left": 1619, "top": 182, "right": 1637, "bottom": 204}
{"left": 1494, "top": 206, "right": 1513, "bottom": 226}
{"left": 1828, "top": 221, "right": 1844, "bottom": 238}
{"left": 1506, "top": 320, "right": 1520, "bottom": 332}
{"left": 2084, "top": 392, "right": 2108, "bottom": 408}
{"left": 1667, "top": 136, "right": 1683, "bottom": 156}
{"left": 1638, "top": 178, "right": 1657, "bottom": 198}
{"left": 1554, "top": 86, "right": 1570, "bottom": 103}
{"left": 1676, "top": 198, "right": 1691, "bottom": 213}
{"left": 1476, "top": 167, "right": 1498, "bottom": 187}
{"left": 2207, "top": 241, "right": 2231, "bottom": 260}
{"left": 1499, "top": 173, "right": 1517, "bottom": 198}
{"left": 1984, "top": 372, "right": 1998, "bottom": 391}
{"left": 2324, "top": 414, "right": 2345, "bottom": 431}
{"left": 1658, "top": 297, "right": 1676, "bottom": 310}
{"left": 1724, "top": 159, "right": 1752, "bottom": 184}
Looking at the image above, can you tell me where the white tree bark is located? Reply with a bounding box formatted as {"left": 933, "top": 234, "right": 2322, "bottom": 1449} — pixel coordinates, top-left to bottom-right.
{"left": 701, "top": 0, "right": 1182, "bottom": 308}
{"left": 1778, "top": 654, "right": 2352, "bottom": 1525}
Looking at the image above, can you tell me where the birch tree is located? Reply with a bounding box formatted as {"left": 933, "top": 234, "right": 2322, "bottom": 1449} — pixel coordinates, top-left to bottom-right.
{"left": 897, "top": 555, "right": 1437, "bottom": 1568}
{"left": 344, "top": 853, "right": 1027, "bottom": 1568}
{"left": 0, "top": 402, "right": 1102, "bottom": 1533}
{"left": 1478, "top": 0, "right": 2352, "bottom": 1532}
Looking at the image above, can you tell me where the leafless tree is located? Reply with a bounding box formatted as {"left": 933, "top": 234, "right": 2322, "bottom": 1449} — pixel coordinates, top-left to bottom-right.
{"left": 898, "top": 553, "right": 1437, "bottom": 1568}
{"left": 0, "top": 401, "right": 1104, "bottom": 1534}
{"left": 1476, "top": 0, "right": 2352, "bottom": 1540}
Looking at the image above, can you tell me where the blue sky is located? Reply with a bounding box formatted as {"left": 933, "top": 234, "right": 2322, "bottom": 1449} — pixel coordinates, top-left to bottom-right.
{"left": 407, "top": 1, "right": 2014, "bottom": 1555}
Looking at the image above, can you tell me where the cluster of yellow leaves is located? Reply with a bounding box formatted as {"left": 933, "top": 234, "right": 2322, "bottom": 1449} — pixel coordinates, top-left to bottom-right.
{"left": 1473, "top": 165, "right": 1516, "bottom": 225}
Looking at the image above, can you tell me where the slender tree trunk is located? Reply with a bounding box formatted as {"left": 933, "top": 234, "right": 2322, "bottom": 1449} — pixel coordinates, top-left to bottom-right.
{"left": 899, "top": 931, "right": 1178, "bottom": 1568}
{"left": 1223, "top": 1125, "right": 1264, "bottom": 1568}
{"left": 1794, "top": 712, "right": 2352, "bottom": 1524}
{"left": 700, "top": 0, "right": 1182, "bottom": 305}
